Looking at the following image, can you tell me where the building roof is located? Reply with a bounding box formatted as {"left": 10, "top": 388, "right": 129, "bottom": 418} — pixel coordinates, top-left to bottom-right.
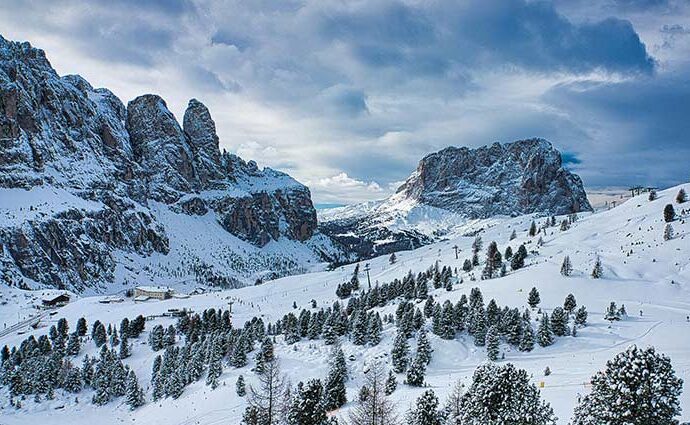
{"left": 135, "top": 286, "right": 172, "bottom": 293}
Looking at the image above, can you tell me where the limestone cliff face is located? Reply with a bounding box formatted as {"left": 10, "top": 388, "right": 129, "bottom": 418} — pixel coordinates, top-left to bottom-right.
{"left": 399, "top": 139, "right": 592, "bottom": 218}
{"left": 320, "top": 139, "right": 591, "bottom": 259}
{"left": 0, "top": 35, "right": 321, "bottom": 292}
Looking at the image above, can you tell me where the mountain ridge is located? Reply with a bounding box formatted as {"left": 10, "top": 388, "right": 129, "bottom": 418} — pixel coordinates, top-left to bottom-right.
{"left": 320, "top": 139, "right": 592, "bottom": 259}
{"left": 0, "top": 35, "right": 337, "bottom": 292}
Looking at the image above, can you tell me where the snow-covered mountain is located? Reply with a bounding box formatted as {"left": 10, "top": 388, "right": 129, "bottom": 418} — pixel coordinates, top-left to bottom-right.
{"left": 0, "top": 36, "right": 341, "bottom": 293}
{"left": 1, "top": 181, "right": 688, "bottom": 425}
{"left": 320, "top": 139, "right": 591, "bottom": 259}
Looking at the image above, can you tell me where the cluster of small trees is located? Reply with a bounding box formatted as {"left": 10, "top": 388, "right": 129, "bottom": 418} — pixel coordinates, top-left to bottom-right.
{"left": 461, "top": 235, "right": 529, "bottom": 278}
{"left": 242, "top": 344, "right": 346, "bottom": 425}
{"left": 0, "top": 316, "right": 146, "bottom": 410}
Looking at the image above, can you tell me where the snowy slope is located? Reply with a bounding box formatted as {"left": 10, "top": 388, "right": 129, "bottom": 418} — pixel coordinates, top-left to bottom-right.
{"left": 1, "top": 183, "right": 689, "bottom": 424}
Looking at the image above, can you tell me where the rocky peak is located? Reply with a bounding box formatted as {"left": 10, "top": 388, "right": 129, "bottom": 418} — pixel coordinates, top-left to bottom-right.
{"left": 126, "top": 94, "right": 196, "bottom": 201}
{"left": 183, "top": 98, "right": 224, "bottom": 185}
{"left": 399, "top": 138, "right": 592, "bottom": 217}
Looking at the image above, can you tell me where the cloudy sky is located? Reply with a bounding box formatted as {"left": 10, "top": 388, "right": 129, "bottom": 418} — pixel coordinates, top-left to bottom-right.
{"left": 1, "top": 0, "right": 689, "bottom": 204}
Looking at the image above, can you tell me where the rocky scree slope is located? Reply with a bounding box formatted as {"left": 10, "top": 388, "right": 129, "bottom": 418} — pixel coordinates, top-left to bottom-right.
{"left": 320, "top": 139, "right": 591, "bottom": 259}
{"left": 0, "top": 35, "right": 328, "bottom": 292}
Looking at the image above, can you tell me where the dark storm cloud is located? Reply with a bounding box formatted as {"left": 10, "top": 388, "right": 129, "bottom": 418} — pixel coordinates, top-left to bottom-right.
{"left": 0, "top": 0, "right": 685, "bottom": 201}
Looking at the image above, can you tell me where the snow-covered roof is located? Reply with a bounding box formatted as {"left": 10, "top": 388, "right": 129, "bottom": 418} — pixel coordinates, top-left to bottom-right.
{"left": 135, "top": 286, "right": 172, "bottom": 293}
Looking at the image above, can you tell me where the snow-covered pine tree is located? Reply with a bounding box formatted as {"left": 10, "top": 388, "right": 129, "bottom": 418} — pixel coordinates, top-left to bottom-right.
{"left": 462, "top": 259, "right": 472, "bottom": 272}
{"left": 76, "top": 317, "right": 87, "bottom": 336}
{"left": 519, "top": 321, "right": 535, "bottom": 352}
{"left": 405, "top": 353, "right": 426, "bottom": 386}
{"left": 389, "top": 253, "right": 397, "bottom": 264}
{"left": 384, "top": 370, "right": 397, "bottom": 395}
{"left": 351, "top": 311, "right": 368, "bottom": 346}
{"left": 511, "top": 245, "right": 527, "bottom": 270}
{"left": 126, "top": 370, "right": 145, "bottom": 410}
{"left": 416, "top": 329, "right": 433, "bottom": 365}
{"left": 391, "top": 331, "right": 410, "bottom": 373}
{"left": 591, "top": 256, "right": 603, "bottom": 279}
{"left": 550, "top": 307, "right": 569, "bottom": 337}
{"left": 458, "top": 363, "right": 556, "bottom": 424}
{"left": 236, "top": 374, "right": 246, "bottom": 396}
{"left": 407, "top": 389, "right": 442, "bottom": 425}
{"left": 664, "top": 223, "right": 674, "bottom": 241}
{"left": 604, "top": 302, "right": 621, "bottom": 322}
{"left": 563, "top": 294, "right": 577, "bottom": 314}
{"left": 323, "top": 345, "right": 347, "bottom": 410}
{"left": 367, "top": 313, "right": 383, "bottom": 346}
{"left": 529, "top": 220, "right": 537, "bottom": 237}
{"left": 574, "top": 306, "right": 588, "bottom": 326}
{"left": 560, "top": 256, "right": 573, "bottom": 276}
{"left": 66, "top": 332, "right": 80, "bottom": 356}
{"left": 509, "top": 229, "right": 517, "bottom": 240}
{"left": 528, "top": 287, "right": 540, "bottom": 308}
{"left": 648, "top": 189, "right": 657, "bottom": 201}
{"left": 537, "top": 314, "right": 554, "bottom": 347}
{"left": 472, "top": 312, "right": 487, "bottom": 347}
{"left": 676, "top": 187, "right": 687, "bottom": 203}
{"left": 287, "top": 379, "right": 327, "bottom": 425}
{"left": 119, "top": 334, "right": 130, "bottom": 359}
{"left": 572, "top": 345, "right": 683, "bottom": 425}
{"left": 486, "top": 325, "right": 500, "bottom": 361}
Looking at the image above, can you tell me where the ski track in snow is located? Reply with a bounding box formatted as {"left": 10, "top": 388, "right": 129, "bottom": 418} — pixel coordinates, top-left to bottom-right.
{"left": 1, "top": 183, "right": 690, "bottom": 424}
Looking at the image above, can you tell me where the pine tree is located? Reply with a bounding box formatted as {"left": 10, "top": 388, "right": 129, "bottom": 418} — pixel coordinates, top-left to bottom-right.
{"left": 406, "top": 352, "right": 426, "bottom": 387}
{"left": 664, "top": 203, "right": 675, "bottom": 222}
{"left": 574, "top": 306, "right": 588, "bottom": 326}
{"left": 591, "top": 256, "right": 603, "bottom": 279}
{"left": 504, "top": 246, "right": 513, "bottom": 260}
{"left": 537, "top": 314, "right": 554, "bottom": 347}
{"left": 572, "top": 346, "right": 683, "bottom": 425}
{"left": 519, "top": 321, "right": 535, "bottom": 352}
{"left": 76, "top": 317, "right": 87, "bottom": 336}
{"left": 509, "top": 229, "right": 517, "bottom": 240}
{"left": 323, "top": 345, "right": 348, "bottom": 411}
{"left": 560, "top": 256, "right": 573, "bottom": 276}
{"left": 119, "top": 334, "right": 130, "bottom": 359}
{"left": 528, "top": 287, "right": 540, "bottom": 308}
{"left": 206, "top": 356, "right": 223, "bottom": 389}
{"left": 126, "top": 370, "right": 145, "bottom": 410}
{"left": 389, "top": 253, "right": 397, "bottom": 264}
{"left": 486, "top": 325, "right": 499, "bottom": 361}
{"left": 564, "top": 294, "right": 577, "bottom": 314}
{"left": 288, "top": 379, "right": 327, "bottom": 425}
{"left": 391, "top": 331, "right": 410, "bottom": 373}
{"left": 604, "top": 302, "right": 621, "bottom": 321}
{"left": 416, "top": 329, "right": 433, "bottom": 365}
{"left": 676, "top": 188, "right": 687, "bottom": 203}
{"left": 93, "top": 322, "right": 107, "bottom": 347}
{"left": 384, "top": 370, "right": 397, "bottom": 395}
{"left": 64, "top": 367, "right": 83, "bottom": 393}
{"left": 236, "top": 375, "right": 247, "bottom": 397}
{"left": 66, "top": 332, "right": 80, "bottom": 356}
{"left": 511, "top": 245, "right": 527, "bottom": 270}
{"left": 148, "top": 325, "right": 164, "bottom": 351}
{"left": 664, "top": 223, "right": 674, "bottom": 241}
{"left": 472, "top": 312, "right": 487, "bottom": 347}
{"left": 648, "top": 190, "right": 657, "bottom": 201}
{"left": 408, "top": 389, "right": 442, "bottom": 425}
{"left": 550, "top": 307, "right": 569, "bottom": 337}
{"left": 351, "top": 311, "right": 368, "bottom": 346}
{"left": 367, "top": 313, "right": 383, "bottom": 346}
{"left": 529, "top": 220, "right": 537, "bottom": 237}
{"left": 462, "top": 259, "right": 472, "bottom": 272}
{"left": 458, "top": 363, "right": 556, "bottom": 424}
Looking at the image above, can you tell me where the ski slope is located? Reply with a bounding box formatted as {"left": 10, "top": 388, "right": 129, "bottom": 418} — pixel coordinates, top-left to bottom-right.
{"left": 1, "top": 183, "right": 689, "bottom": 424}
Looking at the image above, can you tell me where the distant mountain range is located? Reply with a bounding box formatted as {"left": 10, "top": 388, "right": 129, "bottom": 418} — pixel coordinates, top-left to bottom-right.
{"left": 0, "top": 35, "right": 591, "bottom": 292}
